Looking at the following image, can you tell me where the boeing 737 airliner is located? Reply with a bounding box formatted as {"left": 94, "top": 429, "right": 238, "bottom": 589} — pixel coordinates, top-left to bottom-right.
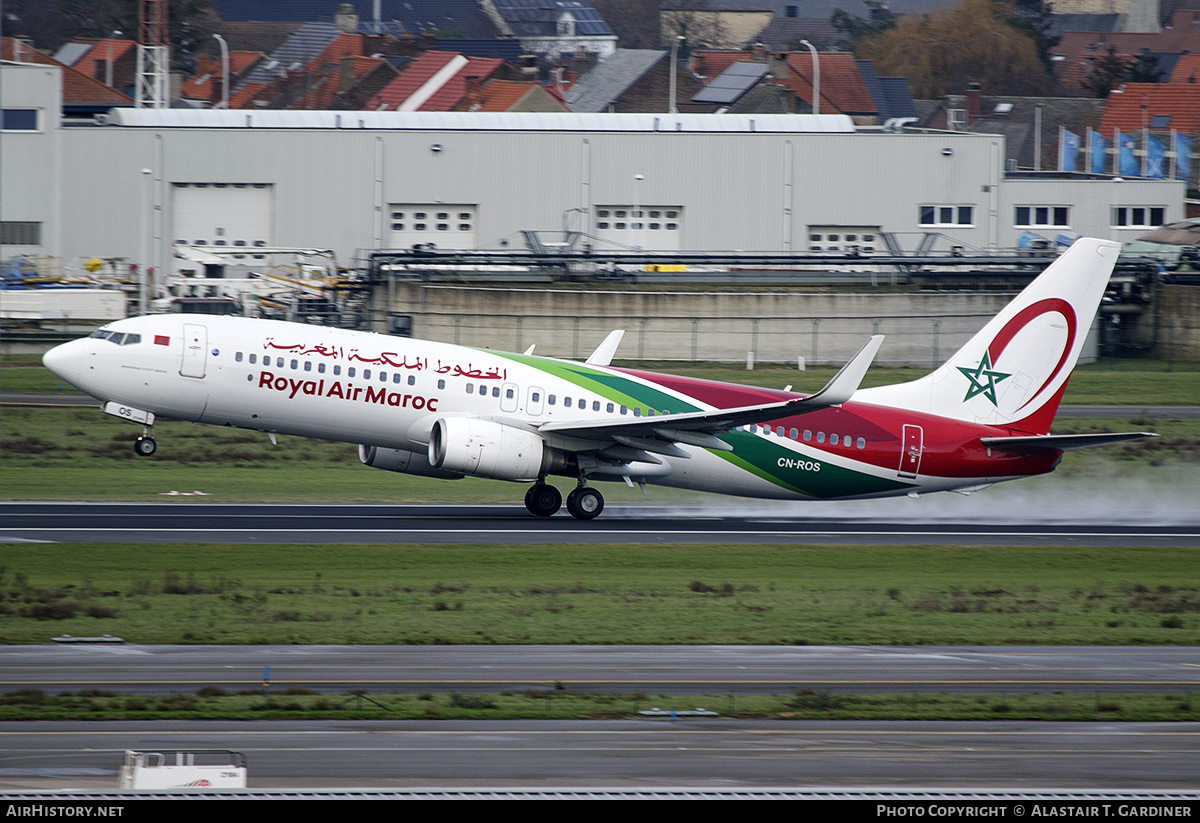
{"left": 41, "top": 237, "right": 1152, "bottom": 519}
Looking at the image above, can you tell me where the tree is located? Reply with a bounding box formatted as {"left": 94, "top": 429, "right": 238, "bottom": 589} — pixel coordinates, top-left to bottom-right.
{"left": 589, "top": 0, "right": 662, "bottom": 49}
{"left": 831, "top": 1, "right": 900, "bottom": 51}
{"left": 1081, "top": 47, "right": 1163, "bottom": 98}
{"left": 3, "top": 0, "right": 215, "bottom": 70}
{"left": 856, "top": 0, "right": 1050, "bottom": 98}
{"left": 660, "top": 0, "right": 729, "bottom": 51}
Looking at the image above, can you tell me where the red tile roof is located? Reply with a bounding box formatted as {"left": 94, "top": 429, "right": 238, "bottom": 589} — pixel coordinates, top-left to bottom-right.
{"left": 367, "top": 51, "right": 464, "bottom": 111}
{"left": 1, "top": 38, "right": 132, "bottom": 106}
{"left": 690, "top": 49, "right": 876, "bottom": 116}
{"left": 76, "top": 39, "right": 136, "bottom": 81}
{"left": 1169, "top": 54, "right": 1200, "bottom": 84}
{"left": 1099, "top": 83, "right": 1200, "bottom": 134}
{"left": 420, "top": 57, "right": 506, "bottom": 110}
{"left": 1053, "top": 17, "right": 1200, "bottom": 95}
{"left": 465, "top": 79, "right": 568, "bottom": 112}
{"left": 183, "top": 51, "right": 265, "bottom": 101}
{"left": 783, "top": 52, "right": 874, "bottom": 115}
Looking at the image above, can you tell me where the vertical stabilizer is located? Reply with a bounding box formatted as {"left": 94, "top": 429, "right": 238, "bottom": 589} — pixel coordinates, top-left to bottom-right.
{"left": 855, "top": 238, "right": 1120, "bottom": 432}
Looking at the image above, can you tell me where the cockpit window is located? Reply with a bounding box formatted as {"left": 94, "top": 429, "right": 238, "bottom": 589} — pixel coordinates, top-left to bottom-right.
{"left": 89, "top": 330, "right": 113, "bottom": 340}
{"left": 108, "top": 333, "right": 126, "bottom": 345}
{"left": 122, "top": 334, "right": 141, "bottom": 345}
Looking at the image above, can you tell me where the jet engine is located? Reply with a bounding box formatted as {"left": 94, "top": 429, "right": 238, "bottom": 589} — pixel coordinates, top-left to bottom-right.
{"left": 358, "top": 444, "right": 464, "bottom": 480}
{"left": 427, "top": 417, "right": 567, "bottom": 481}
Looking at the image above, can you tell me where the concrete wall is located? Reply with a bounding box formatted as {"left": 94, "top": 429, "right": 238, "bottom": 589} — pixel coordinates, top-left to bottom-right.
{"left": 381, "top": 282, "right": 1090, "bottom": 366}
{"left": 1159, "top": 284, "right": 1200, "bottom": 360}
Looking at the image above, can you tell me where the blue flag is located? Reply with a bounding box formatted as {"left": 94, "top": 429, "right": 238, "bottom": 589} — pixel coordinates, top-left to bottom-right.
{"left": 1117, "top": 131, "right": 1139, "bottom": 176}
{"left": 1089, "top": 130, "right": 1107, "bottom": 174}
{"left": 1060, "top": 129, "right": 1080, "bottom": 172}
{"left": 1145, "top": 133, "right": 1165, "bottom": 178}
{"left": 1176, "top": 133, "right": 1192, "bottom": 181}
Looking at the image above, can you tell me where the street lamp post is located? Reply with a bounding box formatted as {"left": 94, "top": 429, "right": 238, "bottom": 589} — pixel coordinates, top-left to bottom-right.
{"left": 800, "top": 39, "right": 819, "bottom": 115}
{"left": 669, "top": 35, "right": 684, "bottom": 114}
{"left": 213, "top": 34, "right": 230, "bottom": 109}
{"left": 106, "top": 30, "right": 122, "bottom": 89}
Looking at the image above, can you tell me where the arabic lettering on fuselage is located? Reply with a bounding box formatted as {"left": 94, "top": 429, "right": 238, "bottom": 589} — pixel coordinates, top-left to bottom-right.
{"left": 262, "top": 339, "right": 506, "bottom": 379}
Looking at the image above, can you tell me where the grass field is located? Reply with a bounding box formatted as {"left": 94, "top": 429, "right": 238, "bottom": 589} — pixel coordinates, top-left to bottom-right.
{"left": 3, "top": 543, "right": 1198, "bottom": 646}
{"left": 1, "top": 689, "right": 1196, "bottom": 723}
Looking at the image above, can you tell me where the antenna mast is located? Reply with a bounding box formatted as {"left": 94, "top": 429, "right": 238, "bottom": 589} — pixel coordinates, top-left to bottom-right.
{"left": 135, "top": 0, "right": 169, "bottom": 108}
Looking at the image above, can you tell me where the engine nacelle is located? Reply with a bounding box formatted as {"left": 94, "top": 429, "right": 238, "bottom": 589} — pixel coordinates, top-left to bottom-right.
{"left": 427, "top": 417, "right": 554, "bottom": 481}
{"left": 358, "top": 444, "right": 464, "bottom": 480}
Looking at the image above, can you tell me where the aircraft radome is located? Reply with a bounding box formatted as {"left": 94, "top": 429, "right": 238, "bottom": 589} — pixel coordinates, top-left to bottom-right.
{"left": 42, "top": 238, "right": 1154, "bottom": 520}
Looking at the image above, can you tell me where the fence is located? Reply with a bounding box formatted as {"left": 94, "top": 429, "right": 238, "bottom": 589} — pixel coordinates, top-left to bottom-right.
{"left": 407, "top": 311, "right": 1022, "bottom": 368}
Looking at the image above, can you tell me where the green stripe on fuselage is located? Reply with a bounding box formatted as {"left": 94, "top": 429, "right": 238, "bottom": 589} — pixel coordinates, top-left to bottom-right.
{"left": 491, "top": 352, "right": 700, "bottom": 413}
{"left": 718, "top": 429, "right": 913, "bottom": 499}
{"left": 492, "top": 351, "right": 909, "bottom": 498}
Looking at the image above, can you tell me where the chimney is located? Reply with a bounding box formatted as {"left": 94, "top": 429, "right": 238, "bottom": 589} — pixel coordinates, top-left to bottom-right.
{"left": 340, "top": 54, "right": 357, "bottom": 92}
{"left": 334, "top": 3, "right": 359, "bottom": 34}
{"left": 966, "top": 82, "right": 982, "bottom": 126}
{"left": 420, "top": 30, "right": 438, "bottom": 52}
{"left": 464, "top": 75, "right": 482, "bottom": 110}
{"left": 752, "top": 41, "right": 766, "bottom": 61}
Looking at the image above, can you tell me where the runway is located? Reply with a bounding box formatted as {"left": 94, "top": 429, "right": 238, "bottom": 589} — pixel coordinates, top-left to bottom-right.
{"left": 1, "top": 645, "right": 1198, "bottom": 696}
{"left": 3, "top": 719, "right": 1199, "bottom": 790}
{"left": 4, "top": 502, "right": 1200, "bottom": 545}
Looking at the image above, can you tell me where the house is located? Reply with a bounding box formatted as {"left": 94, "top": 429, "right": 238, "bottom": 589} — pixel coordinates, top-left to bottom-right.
{"left": 2, "top": 37, "right": 133, "bottom": 119}
{"left": 566, "top": 49, "right": 705, "bottom": 112}
{"left": 920, "top": 86, "right": 1104, "bottom": 171}
{"left": 53, "top": 38, "right": 137, "bottom": 96}
{"left": 691, "top": 49, "right": 913, "bottom": 123}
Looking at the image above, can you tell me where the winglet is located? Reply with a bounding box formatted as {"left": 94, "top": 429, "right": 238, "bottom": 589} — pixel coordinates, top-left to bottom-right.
{"left": 803, "top": 335, "right": 883, "bottom": 407}
{"left": 585, "top": 330, "right": 625, "bottom": 366}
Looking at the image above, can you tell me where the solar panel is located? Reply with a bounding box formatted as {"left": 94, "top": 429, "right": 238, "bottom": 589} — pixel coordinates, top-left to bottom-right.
{"left": 692, "top": 62, "right": 768, "bottom": 104}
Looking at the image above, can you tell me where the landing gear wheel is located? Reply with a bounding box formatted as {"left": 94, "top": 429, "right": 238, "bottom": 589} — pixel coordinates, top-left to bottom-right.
{"left": 524, "top": 483, "right": 562, "bottom": 517}
{"left": 134, "top": 436, "right": 157, "bottom": 457}
{"left": 565, "top": 487, "right": 604, "bottom": 521}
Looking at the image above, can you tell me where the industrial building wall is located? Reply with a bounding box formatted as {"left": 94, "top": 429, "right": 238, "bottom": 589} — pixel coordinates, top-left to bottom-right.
{"left": 1, "top": 63, "right": 1186, "bottom": 274}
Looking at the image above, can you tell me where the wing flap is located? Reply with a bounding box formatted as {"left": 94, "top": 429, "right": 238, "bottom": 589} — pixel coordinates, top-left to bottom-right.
{"left": 540, "top": 335, "right": 884, "bottom": 448}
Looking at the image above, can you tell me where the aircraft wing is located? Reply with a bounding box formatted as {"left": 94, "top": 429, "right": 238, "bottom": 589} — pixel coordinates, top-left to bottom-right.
{"left": 537, "top": 336, "right": 883, "bottom": 456}
{"left": 980, "top": 431, "right": 1157, "bottom": 455}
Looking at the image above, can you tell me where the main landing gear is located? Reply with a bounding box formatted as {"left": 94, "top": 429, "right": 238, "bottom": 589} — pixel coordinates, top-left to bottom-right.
{"left": 134, "top": 424, "right": 156, "bottom": 457}
{"left": 524, "top": 479, "right": 605, "bottom": 520}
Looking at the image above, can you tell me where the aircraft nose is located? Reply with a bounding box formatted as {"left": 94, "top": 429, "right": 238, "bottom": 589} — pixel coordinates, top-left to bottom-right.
{"left": 42, "top": 338, "right": 86, "bottom": 387}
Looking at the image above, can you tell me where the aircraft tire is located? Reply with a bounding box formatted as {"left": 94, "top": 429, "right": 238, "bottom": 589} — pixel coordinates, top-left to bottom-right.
{"left": 134, "top": 436, "right": 157, "bottom": 457}
{"left": 566, "top": 487, "right": 603, "bottom": 520}
{"left": 525, "top": 484, "right": 562, "bottom": 517}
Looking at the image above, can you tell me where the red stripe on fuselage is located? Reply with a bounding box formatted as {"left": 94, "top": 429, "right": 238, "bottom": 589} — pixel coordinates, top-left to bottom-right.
{"left": 613, "top": 367, "right": 1061, "bottom": 479}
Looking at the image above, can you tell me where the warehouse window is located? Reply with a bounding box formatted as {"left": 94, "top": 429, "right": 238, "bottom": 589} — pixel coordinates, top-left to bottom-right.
{"left": 1015, "top": 206, "right": 1070, "bottom": 228}
{"left": 1112, "top": 206, "right": 1165, "bottom": 228}
{"left": 0, "top": 222, "right": 41, "bottom": 245}
{"left": 919, "top": 205, "right": 974, "bottom": 227}
{"left": 1, "top": 109, "right": 38, "bottom": 131}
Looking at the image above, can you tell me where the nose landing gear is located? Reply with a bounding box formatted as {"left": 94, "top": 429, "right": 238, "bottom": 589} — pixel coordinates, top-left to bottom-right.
{"left": 134, "top": 424, "right": 157, "bottom": 457}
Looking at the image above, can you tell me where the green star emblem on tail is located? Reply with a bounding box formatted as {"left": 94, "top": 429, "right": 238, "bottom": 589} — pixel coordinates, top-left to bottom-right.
{"left": 958, "top": 351, "right": 1011, "bottom": 405}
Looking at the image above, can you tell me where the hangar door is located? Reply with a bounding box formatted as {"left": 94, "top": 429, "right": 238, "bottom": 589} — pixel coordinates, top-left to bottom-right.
{"left": 172, "top": 183, "right": 274, "bottom": 263}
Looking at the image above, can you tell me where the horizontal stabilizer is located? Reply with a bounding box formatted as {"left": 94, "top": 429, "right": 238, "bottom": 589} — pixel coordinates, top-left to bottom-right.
{"left": 586, "top": 330, "right": 625, "bottom": 366}
{"left": 981, "top": 431, "right": 1157, "bottom": 455}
